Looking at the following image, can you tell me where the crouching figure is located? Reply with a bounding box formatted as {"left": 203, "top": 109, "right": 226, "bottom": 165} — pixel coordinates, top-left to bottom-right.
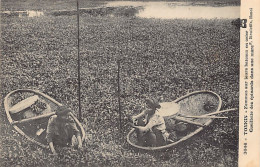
{"left": 132, "top": 98, "right": 169, "bottom": 147}
{"left": 46, "top": 106, "right": 82, "bottom": 155}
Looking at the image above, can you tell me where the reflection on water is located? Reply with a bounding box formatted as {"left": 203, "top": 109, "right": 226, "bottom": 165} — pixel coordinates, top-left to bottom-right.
{"left": 138, "top": 5, "right": 239, "bottom": 19}
{"left": 1, "top": 1, "right": 240, "bottom": 19}
{"left": 1, "top": 10, "right": 44, "bottom": 17}
{"left": 106, "top": 1, "right": 186, "bottom": 7}
{"left": 106, "top": 1, "right": 240, "bottom": 19}
{"left": 26, "top": 11, "right": 44, "bottom": 17}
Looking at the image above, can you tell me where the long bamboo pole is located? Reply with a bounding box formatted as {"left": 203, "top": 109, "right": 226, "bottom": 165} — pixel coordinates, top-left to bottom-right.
{"left": 76, "top": 0, "right": 82, "bottom": 121}
{"left": 12, "top": 112, "right": 55, "bottom": 125}
{"left": 179, "top": 115, "right": 228, "bottom": 119}
{"left": 173, "top": 116, "right": 205, "bottom": 126}
{"left": 117, "top": 60, "right": 122, "bottom": 131}
{"left": 167, "top": 115, "right": 205, "bottom": 127}
{"left": 202, "top": 108, "right": 238, "bottom": 116}
{"left": 176, "top": 108, "right": 238, "bottom": 119}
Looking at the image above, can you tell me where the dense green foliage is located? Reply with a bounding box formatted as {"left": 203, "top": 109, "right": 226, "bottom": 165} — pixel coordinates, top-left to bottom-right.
{"left": 1, "top": 4, "right": 239, "bottom": 167}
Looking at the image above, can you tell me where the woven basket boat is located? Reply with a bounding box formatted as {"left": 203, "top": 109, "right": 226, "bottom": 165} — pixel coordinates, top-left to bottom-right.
{"left": 127, "top": 90, "right": 222, "bottom": 151}
{"left": 4, "top": 89, "right": 85, "bottom": 148}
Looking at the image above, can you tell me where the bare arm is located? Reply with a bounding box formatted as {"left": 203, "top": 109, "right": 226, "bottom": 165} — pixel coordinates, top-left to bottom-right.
{"left": 67, "top": 117, "right": 82, "bottom": 149}
{"left": 133, "top": 110, "right": 146, "bottom": 119}
{"left": 77, "top": 135, "right": 82, "bottom": 149}
{"left": 49, "top": 142, "right": 57, "bottom": 155}
{"left": 46, "top": 116, "right": 57, "bottom": 154}
{"left": 135, "top": 114, "right": 163, "bottom": 131}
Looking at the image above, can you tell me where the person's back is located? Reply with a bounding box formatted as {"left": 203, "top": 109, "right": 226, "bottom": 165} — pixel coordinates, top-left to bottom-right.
{"left": 46, "top": 115, "right": 79, "bottom": 146}
{"left": 46, "top": 106, "right": 82, "bottom": 155}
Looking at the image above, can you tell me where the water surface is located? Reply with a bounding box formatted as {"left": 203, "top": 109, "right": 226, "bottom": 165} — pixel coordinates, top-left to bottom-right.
{"left": 106, "top": 1, "right": 240, "bottom": 19}
{"left": 1, "top": 1, "right": 240, "bottom": 19}
{"left": 1, "top": 10, "right": 44, "bottom": 17}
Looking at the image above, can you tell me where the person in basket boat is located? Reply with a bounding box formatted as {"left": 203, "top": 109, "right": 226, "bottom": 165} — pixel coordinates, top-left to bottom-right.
{"left": 132, "top": 98, "right": 170, "bottom": 147}
{"left": 46, "top": 106, "right": 82, "bottom": 155}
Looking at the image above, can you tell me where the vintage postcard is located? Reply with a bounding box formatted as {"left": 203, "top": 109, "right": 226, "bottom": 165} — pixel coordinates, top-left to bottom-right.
{"left": 0, "top": 0, "right": 259, "bottom": 166}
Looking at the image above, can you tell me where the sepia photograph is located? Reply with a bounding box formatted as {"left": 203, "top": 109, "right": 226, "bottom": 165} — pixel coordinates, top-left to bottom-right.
{"left": 1, "top": 0, "right": 242, "bottom": 166}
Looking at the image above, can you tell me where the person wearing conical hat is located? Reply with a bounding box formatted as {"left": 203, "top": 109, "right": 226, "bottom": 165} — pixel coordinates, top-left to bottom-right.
{"left": 132, "top": 98, "right": 169, "bottom": 147}
{"left": 46, "top": 106, "right": 82, "bottom": 155}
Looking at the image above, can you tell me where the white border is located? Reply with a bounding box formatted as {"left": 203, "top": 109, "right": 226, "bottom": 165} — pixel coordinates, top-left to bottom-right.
{"left": 239, "top": 0, "right": 260, "bottom": 166}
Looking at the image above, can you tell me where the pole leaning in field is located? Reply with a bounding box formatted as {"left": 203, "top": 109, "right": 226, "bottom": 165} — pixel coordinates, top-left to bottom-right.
{"left": 76, "top": 0, "right": 82, "bottom": 121}
{"left": 117, "top": 60, "right": 122, "bottom": 132}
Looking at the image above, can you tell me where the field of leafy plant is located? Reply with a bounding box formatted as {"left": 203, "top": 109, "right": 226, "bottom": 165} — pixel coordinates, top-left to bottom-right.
{"left": 1, "top": 2, "right": 239, "bottom": 166}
